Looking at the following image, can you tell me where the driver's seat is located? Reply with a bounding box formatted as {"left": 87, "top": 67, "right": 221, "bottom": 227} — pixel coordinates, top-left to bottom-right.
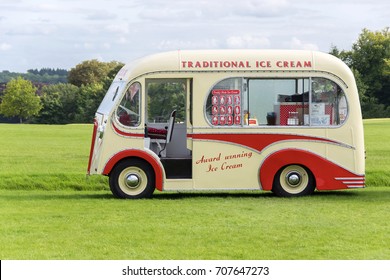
{"left": 165, "top": 110, "right": 176, "bottom": 144}
{"left": 158, "top": 110, "right": 176, "bottom": 157}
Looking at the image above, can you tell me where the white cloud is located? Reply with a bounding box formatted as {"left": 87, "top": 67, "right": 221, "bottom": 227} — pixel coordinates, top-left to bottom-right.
{"left": 83, "top": 42, "right": 94, "bottom": 50}
{"left": 86, "top": 11, "right": 117, "bottom": 21}
{"left": 118, "top": 37, "right": 127, "bottom": 44}
{"left": 139, "top": 7, "right": 201, "bottom": 21}
{"left": 0, "top": 43, "right": 12, "bottom": 51}
{"left": 158, "top": 39, "right": 220, "bottom": 50}
{"left": 288, "top": 37, "right": 319, "bottom": 51}
{"left": 233, "top": 0, "right": 291, "bottom": 18}
{"left": 5, "top": 24, "right": 57, "bottom": 36}
{"left": 0, "top": 0, "right": 389, "bottom": 72}
{"left": 105, "top": 24, "right": 130, "bottom": 34}
{"left": 226, "top": 35, "right": 271, "bottom": 48}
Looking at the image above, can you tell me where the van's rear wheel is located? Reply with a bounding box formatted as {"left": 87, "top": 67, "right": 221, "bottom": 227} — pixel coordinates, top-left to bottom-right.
{"left": 272, "top": 164, "right": 315, "bottom": 197}
{"left": 109, "top": 159, "right": 155, "bottom": 199}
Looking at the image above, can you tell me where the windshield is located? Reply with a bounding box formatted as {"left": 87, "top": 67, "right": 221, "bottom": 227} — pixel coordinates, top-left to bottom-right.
{"left": 97, "top": 81, "right": 126, "bottom": 115}
{"left": 116, "top": 82, "right": 141, "bottom": 127}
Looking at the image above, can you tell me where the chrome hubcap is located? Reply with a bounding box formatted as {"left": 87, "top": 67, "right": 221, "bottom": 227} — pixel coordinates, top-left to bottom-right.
{"left": 286, "top": 172, "right": 301, "bottom": 187}
{"left": 126, "top": 174, "right": 140, "bottom": 188}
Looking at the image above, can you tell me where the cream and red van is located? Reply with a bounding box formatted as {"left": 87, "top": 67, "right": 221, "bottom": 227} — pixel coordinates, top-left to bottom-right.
{"left": 87, "top": 50, "right": 365, "bottom": 198}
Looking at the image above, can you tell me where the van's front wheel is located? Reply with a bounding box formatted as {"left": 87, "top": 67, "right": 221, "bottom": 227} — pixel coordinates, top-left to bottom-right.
{"left": 109, "top": 159, "right": 155, "bottom": 199}
{"left": 272, "top": 164, "right": 315, "bottom": 197}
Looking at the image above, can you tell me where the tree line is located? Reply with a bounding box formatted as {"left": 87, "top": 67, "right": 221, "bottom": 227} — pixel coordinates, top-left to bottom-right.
{"left": 0, "top": 68, "right": 68, "bottom": 84}
{"left": 0, "top": 60, "right": 123, "bottom": 123}
{"left": 0, "top": 27, "right": 389, "bottom": 124}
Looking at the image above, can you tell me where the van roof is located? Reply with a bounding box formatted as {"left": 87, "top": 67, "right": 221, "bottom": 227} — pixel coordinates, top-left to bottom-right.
{"left": 114, "top": 49, "right": 352, "bottom": 83}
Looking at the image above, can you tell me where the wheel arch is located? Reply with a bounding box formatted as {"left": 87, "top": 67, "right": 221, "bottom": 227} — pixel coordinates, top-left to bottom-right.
{"left": 103, "top": 149, "right": 164, "bottom": 191}
{"left": 260, "top": 149, "right": 317, "bottom": 191}
{"left": 259, "top": 148, "right": 361, "bottom": 191}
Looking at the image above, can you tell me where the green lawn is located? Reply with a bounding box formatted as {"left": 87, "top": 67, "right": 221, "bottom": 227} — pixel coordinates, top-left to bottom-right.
{"left": 0, "top": 124, "right": 108, "bottom": 190}
{"left": 363, "top": 119, "right": 390, "bottom": 186}
{"left": 0, "top": 188, "right": 389, "bottom": 259}
{"left": 0, "top": 120, "right": 389, "bottom": 259}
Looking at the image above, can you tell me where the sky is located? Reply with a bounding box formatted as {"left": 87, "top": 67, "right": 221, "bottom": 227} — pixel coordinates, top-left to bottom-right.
{"left": 0, "top": 0, "right": 389, "bottom": 72}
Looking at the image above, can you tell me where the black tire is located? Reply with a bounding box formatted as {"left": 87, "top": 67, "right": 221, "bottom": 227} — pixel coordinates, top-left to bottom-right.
{"left": 109, "top": 158, "right": 155, "bottom": 199}
{"left": 272, "top": 164, "right": 315, "bottom": 197}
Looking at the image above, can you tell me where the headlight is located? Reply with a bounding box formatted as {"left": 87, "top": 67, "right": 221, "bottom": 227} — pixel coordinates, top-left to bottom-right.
{"left": 98, "top": 125, "right": 105, "bottom": 139}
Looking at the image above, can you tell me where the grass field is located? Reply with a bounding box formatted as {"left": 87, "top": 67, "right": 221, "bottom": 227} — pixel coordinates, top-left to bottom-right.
{"left": 0, "top": 124, "right": 108, "bottom": 191}
{"left": 0, "top": 120, "right": 389, "bottom": 259}
{"left": 363, "top": 119, "right": 390, "bottom": 186}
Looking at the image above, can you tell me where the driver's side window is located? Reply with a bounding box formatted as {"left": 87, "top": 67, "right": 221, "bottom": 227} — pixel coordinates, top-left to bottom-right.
{"left": 116, "top": 82, "right": 141, "bottom": 127}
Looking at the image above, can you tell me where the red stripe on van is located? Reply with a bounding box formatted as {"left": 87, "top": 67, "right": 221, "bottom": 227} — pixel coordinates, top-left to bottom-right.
{"left": 87, "top": 118, "right": 98, "bottom": 174}
{"left": 112, "top": 122, "right": 144, "bottom": 138}
{"left": 189, "top": 133, "right": 340, "bottom": 153}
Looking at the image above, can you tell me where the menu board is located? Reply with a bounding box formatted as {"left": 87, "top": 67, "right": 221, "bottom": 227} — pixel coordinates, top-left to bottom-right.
{"left": 211, "top": 89, "right": 241, "bottom": 126}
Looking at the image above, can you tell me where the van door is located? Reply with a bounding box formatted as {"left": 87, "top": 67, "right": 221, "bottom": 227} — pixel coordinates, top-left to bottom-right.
{"left": 145, "top": 78, "right": 192, "bottom": 179}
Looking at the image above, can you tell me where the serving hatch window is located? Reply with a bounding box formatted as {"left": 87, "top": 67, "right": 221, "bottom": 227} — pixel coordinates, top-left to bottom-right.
{"left": 205, "top": 77, "right": 348, "bottom": 127}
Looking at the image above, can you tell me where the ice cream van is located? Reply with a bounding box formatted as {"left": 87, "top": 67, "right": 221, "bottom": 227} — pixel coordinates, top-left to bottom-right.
{"left": 87, "top": 50, "right": 365, "bottom": 198}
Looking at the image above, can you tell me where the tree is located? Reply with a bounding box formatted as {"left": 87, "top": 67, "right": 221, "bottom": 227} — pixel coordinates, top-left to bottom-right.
{"left": 68, "top": 60, "right": 124, "bottom": 87}
{"left": 330, "top": 28, "right": 390, "bottom": 118}
{"left": 35, "top": 83, "right": 79, "bottom": 124}
{"left": 329, "top": 45, "right": 353, "bottom": 67}
{"left": 330, "top": 45, "right": 369, "bottom": 110}
{"left": 35, "top": 83, "right": 106, "bottom": 124}
{"left": 64, "top": 59, "right": 124, "bottom": 123}
{"left": 0, "top": 77, "right": 42, "bottom": 123}
{"left": 75, "top": 83, "right": 105, "bottom": 123}
{"left": 351, "top": 28, "right": 390, "bottom": 107}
